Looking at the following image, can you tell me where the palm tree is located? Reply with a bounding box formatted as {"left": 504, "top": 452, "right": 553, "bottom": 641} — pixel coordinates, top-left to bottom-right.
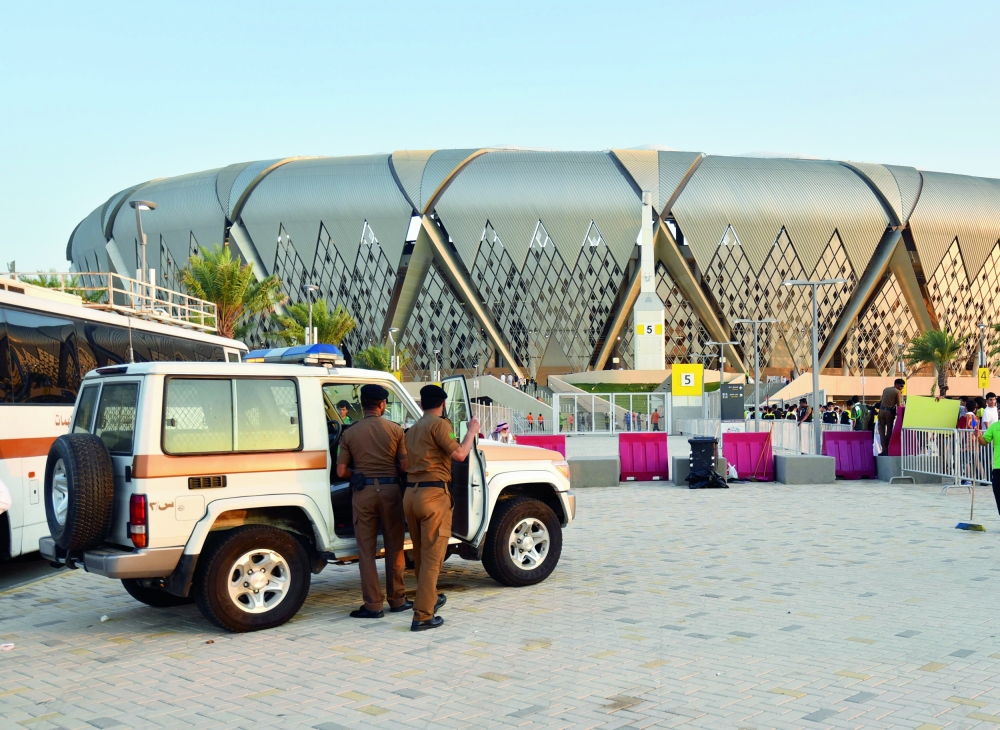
{"left": 354, "top": 343, "right": 411, "bottom": 373}
{"left": 20, "top": 271, "right": 104, "bottom": 303}
{"left": 180, "top": 244, "right": 283, "bottom": 340}
{"left": 271, "top": 300, "right": 356, "bottom": 346}
{"left": 904, "top": 328, "right": 969, "bottom": 396}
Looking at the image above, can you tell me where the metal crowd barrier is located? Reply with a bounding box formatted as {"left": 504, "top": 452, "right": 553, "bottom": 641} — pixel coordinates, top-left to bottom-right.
{"left": 676, "top": 419, "right": 851, "bottom": 455}
{"left": 901, "top": 427, "right": 993, "bottom": 492}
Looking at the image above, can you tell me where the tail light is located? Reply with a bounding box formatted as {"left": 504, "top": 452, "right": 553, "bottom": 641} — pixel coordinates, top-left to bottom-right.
{"left": 128, "top": 494, "right": 148, "bottom": 549}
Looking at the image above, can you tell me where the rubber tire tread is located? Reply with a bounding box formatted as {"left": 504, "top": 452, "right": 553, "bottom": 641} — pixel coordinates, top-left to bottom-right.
{"left": 121, "top": 579, "right": 194, "bottom": 608}
{"left": 194, "top": 525, "right": 311, "bottom": 633}
{"left": 481, "top": 497, "right": 562, "bottom": 587}
{"left": 44, "top": 434, "right": 115, "bottom": 551}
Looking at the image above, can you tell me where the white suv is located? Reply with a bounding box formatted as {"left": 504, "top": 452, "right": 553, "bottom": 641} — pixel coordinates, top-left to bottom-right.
{"left": 39, "top": 359, "right": 575, "bottom": 632}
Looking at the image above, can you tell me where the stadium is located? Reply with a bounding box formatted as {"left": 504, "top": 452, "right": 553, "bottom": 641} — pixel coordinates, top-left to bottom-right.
{"left": 66, "top": 148, "right": 1000, "bottom": 380}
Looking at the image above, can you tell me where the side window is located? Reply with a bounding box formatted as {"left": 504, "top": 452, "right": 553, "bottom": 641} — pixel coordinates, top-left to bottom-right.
{"left": 0, "top": 307, "right": 9, "bottom": 403}
{"left": 94, "top": 382, "right": 139, "bottom": 454}
{"left": 77, "top": 322, "right": 129, "bottom": 369}
{"left": 235, "top": 379, "right": 300, "bottom": 451}
{"left": 73, "top": 384, "right": 101, "bottom": 433}
{"left": 163, "top": 378, "right": 301, "bottom": 454}
{"left": 322, "top": 382, "right": 417, "bottom": 428}
{"left": 6, "top": 308, "right": 81, "bottom": 404}
{"left": 227, "top": 352, "right": 240, "bottom": 363}
{"left": 163, "top": 379, "right": 233, "bottom": 454}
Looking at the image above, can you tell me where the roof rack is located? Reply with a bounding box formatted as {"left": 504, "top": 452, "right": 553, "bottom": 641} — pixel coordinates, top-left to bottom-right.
{"left": 3, "top": 272, "right": 217, "bottom": 333}
{"left": 245, "top": 344, "right": 347, "bottom": 366}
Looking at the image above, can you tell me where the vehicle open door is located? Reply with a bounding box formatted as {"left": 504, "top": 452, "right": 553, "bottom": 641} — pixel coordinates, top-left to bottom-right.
{"left": 440, "top": 375, "right": 486, "bottom": 542}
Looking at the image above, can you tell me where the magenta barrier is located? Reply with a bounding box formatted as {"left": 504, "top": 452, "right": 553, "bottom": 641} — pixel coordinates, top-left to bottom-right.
{"left": 722, "top": 432, "right": 774, "bottom": 481}
{"left": 514, "top": 434, "right": 566, "bottom": 457}
{"left": 619, "top": 433, "right": 670, "bottom": 481}
{"left": 887, "top": 405, "right": 904, "bottom": 456}
{"left": 822, "top": 431, "right": 877, "bottom": 479}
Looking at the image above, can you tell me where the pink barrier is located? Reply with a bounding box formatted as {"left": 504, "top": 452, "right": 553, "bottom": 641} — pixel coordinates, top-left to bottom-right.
{"left": 619, "top": 433, "right": 669, "bottom": 481}
{"left": 887, "top": 405, "right": 904, "bottom": 456}
{"left": 722, "top": 432, "right": 774, "bottom": 481}
{"left": 822, "top": 431, "right": 877, "bottom": 479}
{"left": 514, "top": 434, "right": 566, "bottom": 457}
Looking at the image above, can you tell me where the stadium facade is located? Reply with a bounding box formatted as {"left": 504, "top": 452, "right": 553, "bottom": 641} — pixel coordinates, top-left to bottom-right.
{"left": 66, "top": 149, "right": 1000, "bottom": 380}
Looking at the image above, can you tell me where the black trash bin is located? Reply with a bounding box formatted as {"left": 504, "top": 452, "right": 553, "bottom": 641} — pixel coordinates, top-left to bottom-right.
{"left": 688, "top": 436, "right": 718, "bottom": 472}
{"left": 687, "top": 436, "right": 728, "bottom": 489}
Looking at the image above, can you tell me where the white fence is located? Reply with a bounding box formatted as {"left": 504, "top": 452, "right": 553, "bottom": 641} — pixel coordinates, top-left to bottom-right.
{"left": 552, "top": 392, "right": 668, "bottom": 434}
{"left": 901, "top": 428, "right": 993, "bottom": 489}
{"left": 676, "top": 418, "right": 851, "bottom": 455}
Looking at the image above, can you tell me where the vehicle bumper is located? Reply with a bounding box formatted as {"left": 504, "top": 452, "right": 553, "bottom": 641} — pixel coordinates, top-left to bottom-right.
{"left": 561, "top": 491, "right": 576, "bottom": 523}
{"left": 39, "top": 537, "right": 183, "bottom": 579}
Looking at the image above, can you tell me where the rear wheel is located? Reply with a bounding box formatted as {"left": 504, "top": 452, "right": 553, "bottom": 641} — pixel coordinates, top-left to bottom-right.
{"left": 481, "top": 497, "right": 562, "bottom": 587}
{"left": 194, "top": 526, "right": 310, "bottom": 632}
{"left": 121, "top": 579, "right": 194, "bottom": 608}
{"left": 44, "top": 434, "right": 114, "bottom": 551}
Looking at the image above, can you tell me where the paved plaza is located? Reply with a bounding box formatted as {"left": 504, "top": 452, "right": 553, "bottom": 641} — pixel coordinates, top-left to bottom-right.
{"left": 4, "top": 480, "right": 1000, "bottom": 729}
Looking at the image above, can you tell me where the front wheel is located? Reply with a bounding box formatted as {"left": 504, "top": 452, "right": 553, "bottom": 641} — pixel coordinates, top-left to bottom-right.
{"left": 194, "top": 526, "right": 311, "bottom": 632}
{"left": 121, "top": 579, "right": 194, "bottom": 608}
{"left": 481, "top": 497, "right": 562, "bottom": 587}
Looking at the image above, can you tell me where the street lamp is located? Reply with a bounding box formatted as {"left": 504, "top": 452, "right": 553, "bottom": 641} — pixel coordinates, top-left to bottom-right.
{"left": 302, "top": 284, "right": 319, "bottom": 345}
{"left": 734, "top": 318, "right": 777, "bottom": 432}
{"left": 388, "top": 327, "right": 399, "bottom": 372}
{"left": 433, "top": 349, "right": 441, "bottom": 382}
{"left": 129, "top": 200, "right": 157, "bottom": 308}
{"left": 783, "top": 278, "right": 848, "bottom": 455}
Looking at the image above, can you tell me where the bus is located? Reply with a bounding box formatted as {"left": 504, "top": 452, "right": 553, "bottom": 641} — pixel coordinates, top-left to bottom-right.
{"left": 0, "top": 273, "right": 247, "bottom": 560}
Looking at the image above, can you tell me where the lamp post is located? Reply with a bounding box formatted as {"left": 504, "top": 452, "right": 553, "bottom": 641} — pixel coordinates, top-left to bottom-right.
{"left": 734, "top": 318, "right": 777, "bottom": 432}
{"left": 129, "top": 200, "right": 157, "bottom": 308}
{"left": 388, "top": 327, "right": 399, "bottom": 373}
{"left": 783, "top": 278, "right": 848, "bottom": 455}
{"left": 979, "top": 323, "right": 988, "bottom": 397}
{"left": 860, "top": 357, "right": 867, "bottom": 406}
{"left": 433, "top": 349, "right": 441, "bottom": 382}
{"left": 302, "top": 284, "right": 319, "bottom": 345}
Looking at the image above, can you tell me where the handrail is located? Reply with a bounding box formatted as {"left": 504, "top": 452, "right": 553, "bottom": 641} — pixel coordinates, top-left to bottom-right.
{"left": 5, "top": 272, "right": 217, "bottom": 333}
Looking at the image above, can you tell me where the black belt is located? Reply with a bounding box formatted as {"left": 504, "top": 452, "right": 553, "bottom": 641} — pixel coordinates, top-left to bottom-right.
{"left": 363, "top": 476, "right": 400, "bottom": 485}
{"left": 413, "top": 481, "right": 446, "bottom": 488}
{"left": 884, "top": 406, "right": 897, "bottom": 413}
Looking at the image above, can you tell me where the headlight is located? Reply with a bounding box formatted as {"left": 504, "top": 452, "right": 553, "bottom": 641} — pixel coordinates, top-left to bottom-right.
{"left": 553, "top": 460, "right": 570, "bottom": 480}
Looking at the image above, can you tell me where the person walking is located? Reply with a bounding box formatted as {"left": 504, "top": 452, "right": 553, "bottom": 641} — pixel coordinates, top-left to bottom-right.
{"left": 526, "top": 412, "right": 534, "bottom": 431}
{"left": 336, "top": 385, "right": 409, "bottom": 619}
{"left": 537, "top": 413, "right": 544, "bottom": 431}
{"left": 403, "top": 384, "right": 479, "bottom": 631}
{"left": 877, "top": 379, "right": 903, "bottom": 452}
{"left": 651, "top": 408, "right": 660, "bottom": 431}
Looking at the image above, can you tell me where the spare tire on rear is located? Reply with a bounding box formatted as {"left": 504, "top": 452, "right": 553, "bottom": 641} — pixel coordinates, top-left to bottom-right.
{"left": 45, "top": 434, "right": 115, "bottom": 551}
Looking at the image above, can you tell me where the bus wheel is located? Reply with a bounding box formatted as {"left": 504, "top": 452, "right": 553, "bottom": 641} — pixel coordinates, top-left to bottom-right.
{"left": 44, "top": 434, "right": 114, "bottom": 551}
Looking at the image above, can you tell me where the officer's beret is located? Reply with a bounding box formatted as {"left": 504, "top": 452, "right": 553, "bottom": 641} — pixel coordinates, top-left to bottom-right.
{"left": 360, "top": 384, "right": 389, "bottom": 401}
{"left": 420, "top": 384, "right": 448, "bottom": 402}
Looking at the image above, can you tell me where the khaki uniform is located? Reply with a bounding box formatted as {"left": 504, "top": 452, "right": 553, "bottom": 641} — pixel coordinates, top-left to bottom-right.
{"left": 403, "top": 414, "right": 459, "bottom": 621}
{"left": 879, "top": 386, "right": 902, "bottom": 452}
{"left": 337, "top": 414, "right": 407, "bottom": 611}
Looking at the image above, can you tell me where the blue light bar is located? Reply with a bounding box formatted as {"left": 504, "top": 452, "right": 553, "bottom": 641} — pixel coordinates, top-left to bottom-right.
{"left": 244, "top": 343, "right": 346, "bottom": 366}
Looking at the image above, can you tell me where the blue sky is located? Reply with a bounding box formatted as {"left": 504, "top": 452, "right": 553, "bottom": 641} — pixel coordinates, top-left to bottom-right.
{"left": 2, "top": 1, "right": 998, "bottom": 270}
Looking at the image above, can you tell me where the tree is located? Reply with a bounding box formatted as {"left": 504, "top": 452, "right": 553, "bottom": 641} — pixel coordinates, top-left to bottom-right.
{"left": 180, "top": 245, "right": 284, "bottom": 340}
{"left": 904, "top": 328, "right": 969, "bottom": 397}
{"left": 20, "top": 271, "right": 104, "bottom": 303}
{"left": 354, "top": 343, "right": 411, "bottom": 373}
{"left": 271, "top": 299, "right": 356, "bottom": 346}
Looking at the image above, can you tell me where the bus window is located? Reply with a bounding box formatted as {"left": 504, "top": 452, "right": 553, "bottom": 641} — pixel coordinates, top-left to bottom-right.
{"left": 77, "top": 322, "right": 129, "bottom": 370}
{"left": 6, "top": 308, "right": 80, "bottom": 404}
{"left": 227, "top": 352, "right": 240, "bottom": 362}
{"left": 133, "top": 330, "right": 224, "bottom": 363}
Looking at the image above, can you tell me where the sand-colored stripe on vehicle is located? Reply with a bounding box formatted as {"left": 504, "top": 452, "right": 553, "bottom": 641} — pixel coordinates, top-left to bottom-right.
{"left": 132, "top": 450, "right": 328, "bottom": 479}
